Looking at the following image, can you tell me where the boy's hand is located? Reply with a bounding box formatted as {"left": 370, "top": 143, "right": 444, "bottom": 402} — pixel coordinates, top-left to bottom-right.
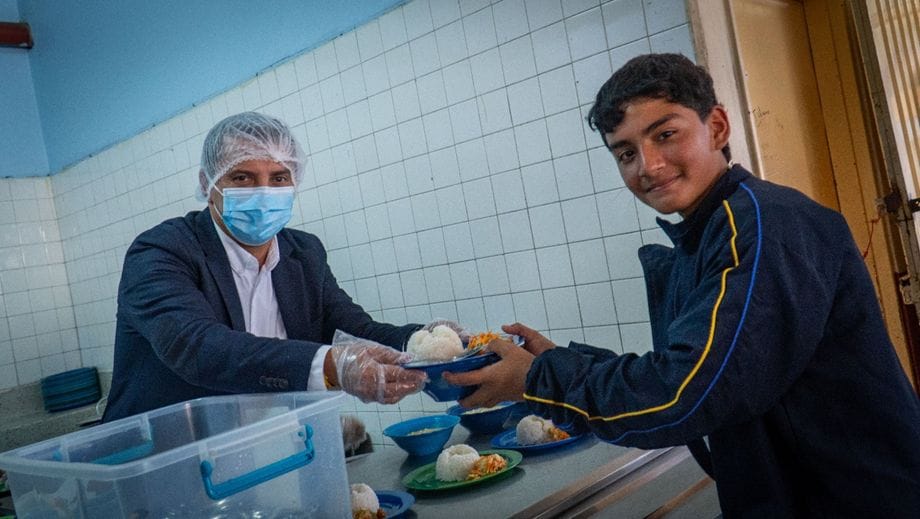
{"left": 443, "top": 337, "right": 534, "bottom": 408}
{"left": 502, "top": 322, "right": 556, "bottom": 355}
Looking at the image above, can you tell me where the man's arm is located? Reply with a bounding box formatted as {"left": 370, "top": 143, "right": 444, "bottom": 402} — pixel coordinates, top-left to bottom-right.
{"left": 119, "top": 231, "right": 322, "bottom": 393}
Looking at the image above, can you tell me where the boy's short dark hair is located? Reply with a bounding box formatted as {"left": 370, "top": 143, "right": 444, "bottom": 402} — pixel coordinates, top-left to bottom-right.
{"left": 587, "top": 53, "right": 731, "bottom": 161}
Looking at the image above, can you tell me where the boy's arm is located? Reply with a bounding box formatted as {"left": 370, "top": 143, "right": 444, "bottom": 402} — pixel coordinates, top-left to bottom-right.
{"left": 523, "top": 197, "right": 837, "bottom": 447}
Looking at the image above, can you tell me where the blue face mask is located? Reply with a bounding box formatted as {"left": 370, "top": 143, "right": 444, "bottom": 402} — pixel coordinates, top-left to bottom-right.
{"left": 218, "top": 186, "right": 295, "bottom": 246}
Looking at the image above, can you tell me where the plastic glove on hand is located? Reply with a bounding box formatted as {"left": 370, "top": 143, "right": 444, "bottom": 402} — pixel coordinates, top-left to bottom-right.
{"left": 422, "top": 319, "right": 471, "bottom": 342}
{"left": 330, "top": 343, "right": 427, "bottom": 404}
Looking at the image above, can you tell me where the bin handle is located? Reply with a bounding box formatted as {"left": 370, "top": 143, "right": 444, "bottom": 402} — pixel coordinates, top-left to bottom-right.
{"left": 200, "top": 424, "right": 314, "bottom": 500}
{"left": 92, "top": 440, "right": 155, "bottom": 465}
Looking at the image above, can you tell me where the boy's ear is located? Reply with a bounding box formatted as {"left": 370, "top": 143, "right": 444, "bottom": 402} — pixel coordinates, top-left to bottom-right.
{"left": 707, "top": 105, "right": 731, "bottom": 151}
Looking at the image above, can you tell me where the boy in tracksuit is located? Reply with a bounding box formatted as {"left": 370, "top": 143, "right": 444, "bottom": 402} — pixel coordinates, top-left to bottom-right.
{"left": 445, "top": 54, "right": 920, "bottom": 516}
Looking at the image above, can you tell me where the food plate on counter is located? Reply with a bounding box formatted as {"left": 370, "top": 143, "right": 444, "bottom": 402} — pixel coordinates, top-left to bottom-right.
{"left": 375, "top": 490, "right": 414, "bottom": 518}
{"left": 402, "top": 449, "right": 522, "bottom": 491}
{"left": 490, "top": 429, "right": 585, "bottom": 453}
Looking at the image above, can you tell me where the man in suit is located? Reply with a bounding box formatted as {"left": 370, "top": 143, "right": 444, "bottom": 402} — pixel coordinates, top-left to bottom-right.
{"left": 104, "top": 112, "right": 432, "bottom": 421}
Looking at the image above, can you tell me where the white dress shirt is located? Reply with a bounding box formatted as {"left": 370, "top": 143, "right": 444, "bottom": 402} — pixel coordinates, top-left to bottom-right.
{"left": 214, "top": 222, "right": 329, "bottom": 391}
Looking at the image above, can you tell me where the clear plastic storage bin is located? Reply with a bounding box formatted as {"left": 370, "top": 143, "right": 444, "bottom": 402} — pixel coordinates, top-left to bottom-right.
{"left": 0, "top": 391, "right": 350, "bottom": 518}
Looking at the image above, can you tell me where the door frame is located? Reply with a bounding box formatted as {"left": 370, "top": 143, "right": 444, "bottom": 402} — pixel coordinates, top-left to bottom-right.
{"left": 686, "top": 0, "right": 919, "bottom": 387}
{"left": 847, "top": 0, "right": 920, "bottom": 386}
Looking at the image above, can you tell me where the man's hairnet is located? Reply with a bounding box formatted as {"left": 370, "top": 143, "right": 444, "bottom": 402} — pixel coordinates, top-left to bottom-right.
{"left": 196, "top": 112, "right": 305, "bottom": 201}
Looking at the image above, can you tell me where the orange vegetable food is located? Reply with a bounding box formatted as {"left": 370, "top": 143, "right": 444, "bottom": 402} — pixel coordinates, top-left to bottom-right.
{"left": 548, "top": 427, "right": 571, "bottom": 442}
{"left": 467, "top": 331, "right": 501, "bottom": 350}
{"left": 466, "top": 453, "right": 508, "bottom": 480}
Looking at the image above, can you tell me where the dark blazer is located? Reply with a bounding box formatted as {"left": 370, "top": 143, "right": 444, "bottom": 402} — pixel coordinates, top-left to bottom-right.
{"left": 103, "top": 210, "right": 419, "bottom": 421}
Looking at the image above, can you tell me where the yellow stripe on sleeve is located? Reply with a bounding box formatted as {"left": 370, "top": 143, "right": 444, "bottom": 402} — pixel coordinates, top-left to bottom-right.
{"left": 524, "top": 200, "right": 742, "bottom": 422}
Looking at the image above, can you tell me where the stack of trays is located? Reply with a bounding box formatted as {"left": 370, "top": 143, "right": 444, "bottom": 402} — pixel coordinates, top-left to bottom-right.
{"left": 41, "top": 367, "right": 100, "bottom": 412}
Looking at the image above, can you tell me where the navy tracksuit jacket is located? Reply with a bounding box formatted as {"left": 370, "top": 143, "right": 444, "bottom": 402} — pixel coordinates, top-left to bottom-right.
{"left": 524, "top": 166, "right": 920, "bottom": 517}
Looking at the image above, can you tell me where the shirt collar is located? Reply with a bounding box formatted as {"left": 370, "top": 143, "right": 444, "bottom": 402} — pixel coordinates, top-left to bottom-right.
{"left": 213, "top": 220, "right": 280, "bottom": 274}
{"left": 657, "top": 164, "right": 752, "bottom": 249}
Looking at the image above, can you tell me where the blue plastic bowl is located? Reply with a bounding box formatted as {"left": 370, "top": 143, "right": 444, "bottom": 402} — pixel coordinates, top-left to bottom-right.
{"left": 404, "top": 335, "right": 524, "bottom": 402}
{"left": 405, "top": 352, "right": 500, "bottom": 402}
{"left": 447, "top": 401, "right": 527, "bottom": 434}
{"left": 383, "top": 414, "right": 460, "bottom": 456}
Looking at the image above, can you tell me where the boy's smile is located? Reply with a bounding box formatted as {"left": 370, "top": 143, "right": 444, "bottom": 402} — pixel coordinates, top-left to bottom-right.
{"left": 604, "top": 97, "right": 730, "bottom": 217}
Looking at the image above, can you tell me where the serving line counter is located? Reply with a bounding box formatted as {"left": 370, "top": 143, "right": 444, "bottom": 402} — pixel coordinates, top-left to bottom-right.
{"left": 346, "top": 427, "right": 720, "bottom": 518}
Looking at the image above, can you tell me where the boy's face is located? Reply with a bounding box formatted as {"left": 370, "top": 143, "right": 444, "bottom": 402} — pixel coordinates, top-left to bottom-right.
{"left": 604, "top": 97, "right": 730, "bottom": 217}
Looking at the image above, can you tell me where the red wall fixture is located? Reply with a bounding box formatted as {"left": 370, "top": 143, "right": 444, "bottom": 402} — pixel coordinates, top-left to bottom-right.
{"left": 0, "top": 22, "right": 33, "bottom": 49}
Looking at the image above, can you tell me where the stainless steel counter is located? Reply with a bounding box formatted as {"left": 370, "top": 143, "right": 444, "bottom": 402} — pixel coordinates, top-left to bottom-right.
{"left": 346, "top": 426, "right": 719, "bottom": 518}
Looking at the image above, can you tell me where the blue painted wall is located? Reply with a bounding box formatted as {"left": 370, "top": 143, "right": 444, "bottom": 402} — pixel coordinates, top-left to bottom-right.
{"left": 0, "top": 0, "right": 49, "bottom": 178}
{"left": 15, "top": 0, "right": 405, "bottom": 176}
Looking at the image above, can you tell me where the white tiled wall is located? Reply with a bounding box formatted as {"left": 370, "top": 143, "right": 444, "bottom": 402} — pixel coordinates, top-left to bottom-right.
{"left": 0, "top": 179, "right": 79, "bottom": 389}
{"left": 2, "top": 0, "right": 694, "bottom": 444}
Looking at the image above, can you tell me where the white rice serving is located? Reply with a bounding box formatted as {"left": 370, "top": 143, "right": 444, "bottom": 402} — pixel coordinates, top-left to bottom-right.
{"left": 407, "top": 325, "right": 463, "bottom": 361}
{"left": 516, "top": 415, "right": 558, "bottom": 445}
{"left": 350, "top": 483, "right": 379, "bottom": 513}
{"left": 435, "top": 444, "right": 480, "bottom": 482}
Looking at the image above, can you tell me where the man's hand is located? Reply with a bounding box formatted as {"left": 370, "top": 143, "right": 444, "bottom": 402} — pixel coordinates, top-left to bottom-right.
{"left": 327, "top": 343, "right": 427, "bottom": 404}
{"left": 503, "top": 322, "right": 556, "bottom": 355}
{"left": 443, "top": 336, "right": 534, "bottom": 409}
